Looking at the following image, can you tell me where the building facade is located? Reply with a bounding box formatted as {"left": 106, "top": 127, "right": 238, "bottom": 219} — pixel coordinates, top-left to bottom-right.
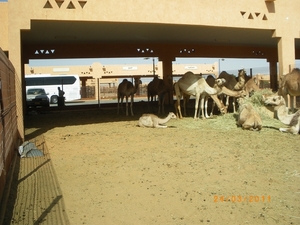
{"left": 0, "top": 0, "right": 300, "bottom": 139}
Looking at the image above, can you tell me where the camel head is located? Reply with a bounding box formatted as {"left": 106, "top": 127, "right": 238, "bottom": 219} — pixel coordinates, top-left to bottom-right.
{"left": 169, "top": 112, "right": 177, "bottom": 119}
{"left": 264, "top": 95, "right": 285, "bottom": 107}
{"left": 238, "top": 69, "right": 246, "bottom": 77}
{"left": 134, "top": 77, "right": 142, "bottom": 86}
{"left": 215, "top": 78, "right": 226, "bottom": 87}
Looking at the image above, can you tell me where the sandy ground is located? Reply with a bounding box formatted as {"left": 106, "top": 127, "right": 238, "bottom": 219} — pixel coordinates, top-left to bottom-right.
{"left": 3, "top": 101, "right": 300, "bottom": 225}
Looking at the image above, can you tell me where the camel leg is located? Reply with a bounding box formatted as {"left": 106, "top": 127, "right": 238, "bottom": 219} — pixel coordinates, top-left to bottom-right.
{"left": 130, "top": 95, "right": 134, "bottom": 116}
{"left": 158, "top": 94, "right": 161, "bottom": 114}
{"left": 125, "top": 96, "right": 129, "bottom": 116}
{"left": 118, "top": 96, "right": 124, "bottom": 114}
{"left": 232, "top": 97, "right": 236, "bottom": 113}
{"left": 210, "top": 99, "right": 215, "bottom": 117}
{"left": 279, "top": 121, "right": 299, "bottom": 134}
{"left": 204, "top": 96, "right": 210, "bottom": 118}
{"left": 117, "top": 96, "right": 120, "bottom": 114}
{"left": 200, "top": 96, "right": 206, "bottom": 119}
{"left": 194, "top": 94, "right": 200, "bottom": 119}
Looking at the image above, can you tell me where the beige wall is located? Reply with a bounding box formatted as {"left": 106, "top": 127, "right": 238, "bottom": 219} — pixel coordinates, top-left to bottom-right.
{"left": 0, "top": 3, "right": 8, "bottom": 51}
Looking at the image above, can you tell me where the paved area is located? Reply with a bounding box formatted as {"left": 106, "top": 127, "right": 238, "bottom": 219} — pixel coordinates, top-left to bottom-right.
{"left": 1, "top": 135, "right": 69, "bottom": 225}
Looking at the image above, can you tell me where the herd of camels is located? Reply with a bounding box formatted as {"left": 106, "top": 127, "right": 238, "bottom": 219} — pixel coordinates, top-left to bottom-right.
{"left": 117, "top": 68, "right": 300, "bottom": 134}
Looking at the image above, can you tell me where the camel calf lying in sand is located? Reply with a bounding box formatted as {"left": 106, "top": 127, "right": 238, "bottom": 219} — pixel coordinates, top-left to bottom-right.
{"left": 237, "top": 102, "right": 262, "bottom": 131}
{"left": 264, "top": 95, "right": 300, "bottom": 134}
{"left": 138, "top": 112, "right": 176, "bottom": 128}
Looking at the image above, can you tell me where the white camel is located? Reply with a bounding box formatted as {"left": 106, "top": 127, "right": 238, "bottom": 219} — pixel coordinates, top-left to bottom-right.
{"left": 117, "top": 77, "right": 141, "bottom": 116}
{"left": 138, "top": 112, "right": 176, "bottom": 128}
{"left": 174, "top": 72, "right": 226, "bottom": 119}
{"left": 264, "top": 95, "right": 300, "bottom": 134}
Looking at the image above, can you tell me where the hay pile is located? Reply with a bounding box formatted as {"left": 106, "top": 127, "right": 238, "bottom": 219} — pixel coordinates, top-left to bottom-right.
{"left": 213, "top": 89, "right": 283, "bottom": 129}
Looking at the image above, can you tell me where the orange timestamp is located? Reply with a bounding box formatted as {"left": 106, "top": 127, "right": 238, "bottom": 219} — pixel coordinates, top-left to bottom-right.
{"left": 214, "top": 195, "right": 271, "bottom": 203}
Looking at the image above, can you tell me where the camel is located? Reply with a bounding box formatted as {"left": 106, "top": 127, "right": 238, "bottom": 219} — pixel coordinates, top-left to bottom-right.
{"left": 174, "top": 71, "right": 226, "bottom": 119}
{"left": 138, "top": 112, "right": 176, "bottom": 128}
{"left": 243, "top": 76, "right": 260, "bottom": 96}
{"left": 218, "top": 69, "right": 247, "bottom": 113}
{"left": 202, "top": 75, "right": 246, "bottom": 118}
{"left": 278, "top": 68, "right": 300, "bottom": 112}
{"left": 117, "top": 77, "right": 141, "bottom": 116}
{"left": 236, "top": 102, "right": 262, "bottom": 131}
{"left": 264, "top": 95, "right": 300, "bottom": 134}
{"left": 147, "top": 75, "right": 169, "bottom": 114}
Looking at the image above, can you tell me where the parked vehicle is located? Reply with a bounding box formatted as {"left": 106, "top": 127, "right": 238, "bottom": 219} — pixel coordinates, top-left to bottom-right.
{"left": 26, "top": 88, "right": 50, "bottom": 108}
{"left": 25, "top": 74, "right": 81, "bottom": 104}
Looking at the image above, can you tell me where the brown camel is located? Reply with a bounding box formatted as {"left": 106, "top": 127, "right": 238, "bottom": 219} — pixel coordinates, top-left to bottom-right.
{"left": 117, "top": 77, "right": 141, "bottom": 116}
{"left": 147, "top": 75, "right": 169, "bottom": 114}
{"left": 237, "top": 102, "right": 262, "bottom": 131}
{"left": 264, "top": 95, "right": 300, "bottom": 134}
{"left": 218, "top": 69, "right": 247, "bottom": 113}
{"left": 278, "top": 68, "right": 300, "bottom": 112}
{"left": 174, "top": 72, "right": 226, "bottom": 119}
{"left": 138, "top": 112, "right": 176, "bottom": 128}
{"left": 243, "top": 76, "right": 260, "bottom": 96}
{"left": 202, "top": 75, "right": 246, "bottom": 118}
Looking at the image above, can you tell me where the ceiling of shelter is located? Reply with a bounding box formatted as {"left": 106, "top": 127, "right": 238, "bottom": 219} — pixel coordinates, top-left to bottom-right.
{"left": 22, "top": 20, "right": 285, "bottom": 47}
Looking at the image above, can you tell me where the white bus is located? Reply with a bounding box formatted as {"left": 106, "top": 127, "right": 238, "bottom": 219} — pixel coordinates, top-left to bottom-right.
{"left": 25, "top": 74, "right": 81, "bottom": 104}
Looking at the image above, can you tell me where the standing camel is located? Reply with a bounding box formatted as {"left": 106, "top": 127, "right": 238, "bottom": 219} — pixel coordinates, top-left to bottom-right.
{"left": 218, "top": 69, "right": 247, "bottom": 112}
{"left": 174, "top": 72, "right": 226, "bottom": 119}
{"left": 278, "top": 68, "right": 300, "bottom": 112}
{"left": 117, "top": 77, "right": 141, "bottom": 116}
{"left": 147, "top": 75, "right": 169, "bottom": 114}
{"left": 203, "top": 75, "right": 246, "bottom": 118}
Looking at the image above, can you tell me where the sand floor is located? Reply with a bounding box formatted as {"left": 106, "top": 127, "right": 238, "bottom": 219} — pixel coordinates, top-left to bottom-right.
{"left": 2, "top": 103, "right": 300, "bottom": 225}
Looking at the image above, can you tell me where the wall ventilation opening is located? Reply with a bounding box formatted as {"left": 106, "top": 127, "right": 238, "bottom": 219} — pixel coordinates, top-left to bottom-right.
{"left": 43, "top": 1, "right": 53, "bottom": 8}
{"left": 67, "top": 1, "right": 76, "bottom": 9}
{"left": 78, "top": 1, "right": 87, "bottom": 8}
{"left": 255, "top": 12, "right": 260, "bottom": 17}
{"left": 55, "top": 0, "right": 64, "bottom": 8}
{"left": 248, "top": 13, "right": 254, "bottom": 19}
{"left": 262, "top": 14, "right": 268, "bottom": 20}
{"left": 240, "top": 11, "right": 246, "bottom": 17}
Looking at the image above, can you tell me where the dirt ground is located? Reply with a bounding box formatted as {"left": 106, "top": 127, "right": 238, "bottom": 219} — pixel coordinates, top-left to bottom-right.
{"left": 3, "top": 101, "right": 300, "bottom": 225}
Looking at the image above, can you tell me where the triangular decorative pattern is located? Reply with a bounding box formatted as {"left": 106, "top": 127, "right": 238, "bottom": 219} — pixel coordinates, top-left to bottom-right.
{"left": 55, "top": 0, "right": 64, "bottom": 8}
{"left": 44, "top": 0, "right": 87, "bottom": 9}
{"left": 262, "top": 14, "right": 268, "bottom": 20}
{"left": 34, "top": 49, "right": 56, "bottom": 55}
{"left": 78, "top": 1, "right": 87, "bottom": 8}
{"left": 240, "top": 11, "right": 268, "bottom": 21}
{"left": 43, "top": 1, "right": 53, "bottom": 8}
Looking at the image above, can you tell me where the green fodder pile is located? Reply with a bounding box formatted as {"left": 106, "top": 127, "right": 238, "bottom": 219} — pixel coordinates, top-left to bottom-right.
{"left": 212, "top": 89, "right": 283, "bottom": 129}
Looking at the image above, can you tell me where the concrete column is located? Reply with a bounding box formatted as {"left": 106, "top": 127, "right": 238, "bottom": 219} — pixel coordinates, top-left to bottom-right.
{"left": 277, "top": 36, "right": 295, "bottom": 76}
{"left": 159, "top": 56, "right": 175, "bottom": 104}
{"left": 268, "top": 59, "right": 278, "bottom": 91}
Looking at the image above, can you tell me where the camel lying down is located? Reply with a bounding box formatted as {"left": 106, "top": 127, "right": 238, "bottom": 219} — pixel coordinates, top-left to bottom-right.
{"left": 139, "top": 112, "right": 177, "bottom": 128}
{"left": 237, "top": 103, "right": 262, "bottom": 131}
{"left": 264, "top": 95, "right": 300, "bottom": 134}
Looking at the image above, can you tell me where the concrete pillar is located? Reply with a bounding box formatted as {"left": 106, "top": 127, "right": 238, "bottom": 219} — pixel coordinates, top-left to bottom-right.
{"left": 268, "top": 59, "right": 278, "bottom": 91}
{"left": 159, "top": 56, "right": 175, "bottom": 104}
{"left": 277, "top": 36, "right": 295, "bottom": 77}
